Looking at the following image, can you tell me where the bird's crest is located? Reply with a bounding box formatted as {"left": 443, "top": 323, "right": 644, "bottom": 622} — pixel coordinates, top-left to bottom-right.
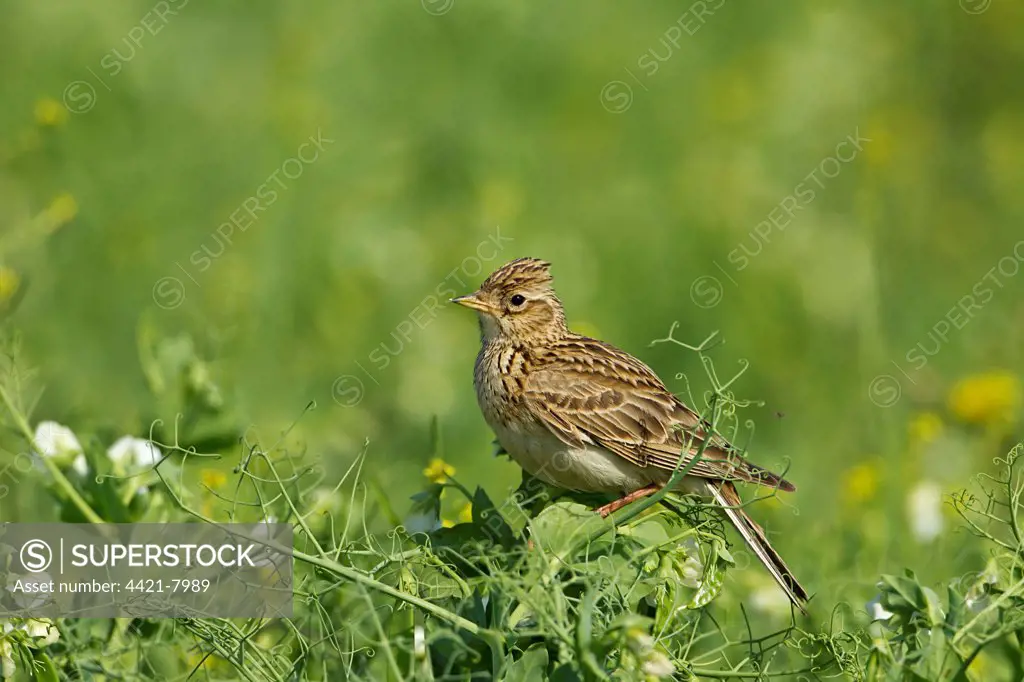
{"left": 479, "top": 257, "right": 553, "bottom": 294}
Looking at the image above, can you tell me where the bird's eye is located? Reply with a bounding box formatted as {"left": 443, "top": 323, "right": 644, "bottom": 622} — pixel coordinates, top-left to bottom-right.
{"left": 509, "top": 294, "right": 526, "bottom": 307}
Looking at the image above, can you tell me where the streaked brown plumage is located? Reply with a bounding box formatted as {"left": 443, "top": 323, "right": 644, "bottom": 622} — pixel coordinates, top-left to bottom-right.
{"left": 452, "top": 257, "right": 809, "bottom": 612}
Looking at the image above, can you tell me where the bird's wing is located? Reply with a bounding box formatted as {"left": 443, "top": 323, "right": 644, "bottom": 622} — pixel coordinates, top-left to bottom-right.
{"left": 522, "top": 336, "right": 794, "bottom": 491}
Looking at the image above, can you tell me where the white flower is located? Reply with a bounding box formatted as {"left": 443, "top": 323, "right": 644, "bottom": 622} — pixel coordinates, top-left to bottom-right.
{"left": 626, "top": 628, "right": 674, "bottom": 678}
{"left": 907, "top": 480, "right": 944, "bottom": 543}
{"left": 678, "top": 537, "right": 704, "bottom": 588}
{"left": 71, "top": 454, "right": 88, "bottom": 476}
{"left": 626, "top": 630, "right": 655, "bottom": 655}
{"left": 33, "top": 421, "right": 82, "bottom": 460}
{"left": 680, "top": 560, "right": 702, "bottom": 588}
{"left": 107, "top": 436, "right": 161, "bottom": 471}
{"left": 866, "top": 595, "right": 893, "bottom": 621}
{"left": 641, "top": 650, "right": 674, "bottom": 678}
{"left": 21, "top": 619, "right": 58, "bottom": 646}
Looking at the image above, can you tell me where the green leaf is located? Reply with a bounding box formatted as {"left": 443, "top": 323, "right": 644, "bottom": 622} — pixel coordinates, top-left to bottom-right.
{"left": 500, "top": 643, "right": 549, "bottom": 682}
{"left": 417, "top": 567, "right": 466, "bottom": 600}
{"left": 549, "top": 663, "right": 583, "bottom": 682}
{"left": 429, "top": 523, "right": 487, "bottom": 562}
{"left": 409, "top": 484, "right": 444, "bottom": 524}
{"left": 569, "top": 552, "right": 637, "bottom": 590}
{"left": 473, "top": 486, "right": 515, "bottom": 547}
{"left": 945, "top": 584, "right": 966, "bottom": 631}
{"left": 923, "top": 625, "right": 950, "bottom": 679}
{"left": 530, "top": 501, "right": 612, "bottom": 559}
{"left": 880, "top": 571, "right": 945, "bottom": 630}
{"left": 619, "top": 517, "right": 671, "bottom": 546}
{"left": 30, "top": 651, "right": 59, "bottom": 682}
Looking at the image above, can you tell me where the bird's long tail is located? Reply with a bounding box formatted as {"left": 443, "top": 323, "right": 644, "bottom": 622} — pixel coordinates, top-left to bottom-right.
{"left": 705, "top": 480, "right": 809, "bottom": 614}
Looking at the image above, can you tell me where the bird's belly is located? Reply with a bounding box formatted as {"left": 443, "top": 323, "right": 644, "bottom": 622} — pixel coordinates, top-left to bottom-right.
{"left": 494, "top": 421, "right": 655, "bottom": 494}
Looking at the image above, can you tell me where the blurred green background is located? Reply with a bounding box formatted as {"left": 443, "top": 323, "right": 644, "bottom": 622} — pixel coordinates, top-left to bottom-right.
{"left": 2, "top": 0, "right": 1023, "bottom": 620}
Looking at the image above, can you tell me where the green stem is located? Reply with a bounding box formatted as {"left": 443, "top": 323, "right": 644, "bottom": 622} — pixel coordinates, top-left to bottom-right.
{"left": 631, "top": 526, "right": 698, "bottom": 560}
{"left": 952, "top": 575, "right": 1024, "bottom": 647}
{"left": 576, "top": 587, "right": 610, "bottom": 681}
{"left": 262, "top": 453, "right": 326, "bottom": 557}
{"left": 156, "top": 463, "right": 493, "bottom": 640}
{"left": 182, "top": 621, "right": 264, "bottom": 682}
{"left": 362, "top": 589, "right": 404, "bottom": 681}
{"left": 288, "top": 547, "right": 495, "bottom": 639}
{"left": 690, "top": 667, "right": 818, "bottom": 679}
{"left": 0, "top": 384, "right": 103, "bottom": 524}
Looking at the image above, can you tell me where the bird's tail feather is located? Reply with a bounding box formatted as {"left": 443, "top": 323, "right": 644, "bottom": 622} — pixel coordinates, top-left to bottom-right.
{"left": 706, "top": 480, "right": 809, "bottom": 614}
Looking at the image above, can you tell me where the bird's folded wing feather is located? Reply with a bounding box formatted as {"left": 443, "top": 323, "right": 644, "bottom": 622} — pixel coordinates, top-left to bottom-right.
{"left": 522, "top": 338, "right": 794, "bottom": 490}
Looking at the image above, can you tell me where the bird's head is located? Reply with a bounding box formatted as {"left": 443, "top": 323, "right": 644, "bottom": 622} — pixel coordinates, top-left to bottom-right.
{"left": 452, "top": 257, "right": 568, "bottom": 344}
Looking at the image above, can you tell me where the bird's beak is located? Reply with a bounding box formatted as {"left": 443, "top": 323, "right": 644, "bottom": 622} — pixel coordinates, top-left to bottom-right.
{"left": 451, "top": 292, "right": 498, "bottom": 315}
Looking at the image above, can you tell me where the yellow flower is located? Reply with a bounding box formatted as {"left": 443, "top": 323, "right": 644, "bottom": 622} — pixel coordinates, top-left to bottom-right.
{"left": 45, "top": 192, "right": 78, "bottom": 230}
{"left": 34, "top": 98, "right": 67, "bottom": 127}
{"left": 201, "top": 469, "right": 227, "bottom": 490}
{"left": 441, "top": 503, "right": 473, "bottom": 528}
{"left": 948, "top": 371, "right": 1021, "bottom": 426}
{"left": 842, "top": 462, "right": 879, "bottom": 504}
{"left": 0, "top": 267, "right": 21, "bottom": 305}
{"left": 908, "top": 412, "right": 943, "bottom": 446}
{"left": 423, "top": 458, "right": 455, "bottom": 484}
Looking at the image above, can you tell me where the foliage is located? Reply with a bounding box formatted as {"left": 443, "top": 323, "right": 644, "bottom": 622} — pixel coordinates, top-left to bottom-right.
{"left": 0, "top": 333, "right": 1021, "bottom": 681}
{"left": 857, "top": 445, "right": 1024, "bottom": 680}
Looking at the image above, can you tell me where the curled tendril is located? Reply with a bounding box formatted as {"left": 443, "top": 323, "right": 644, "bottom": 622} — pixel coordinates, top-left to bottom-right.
{"left": 386, "top": 525, "right": 407, "bottom": 541}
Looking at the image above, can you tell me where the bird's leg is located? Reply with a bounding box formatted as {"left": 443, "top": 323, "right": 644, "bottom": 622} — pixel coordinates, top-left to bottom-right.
{"left": 595, "top": 484, "right": 661, "bottom": 518}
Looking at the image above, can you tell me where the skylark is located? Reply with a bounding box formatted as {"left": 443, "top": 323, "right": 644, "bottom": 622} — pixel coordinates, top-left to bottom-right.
{"left": 452, "top": 257, "right": 808, "bottom": 611}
